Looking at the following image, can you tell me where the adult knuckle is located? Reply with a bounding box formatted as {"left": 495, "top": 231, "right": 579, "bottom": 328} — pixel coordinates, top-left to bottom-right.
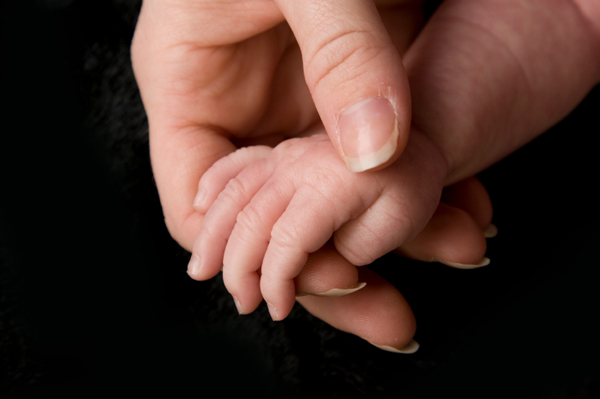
{"left": 305, "top": 26, "right": 382, "bottom": 91}
{"left": 385, "top": 206, "right": 416, "bottom": 244}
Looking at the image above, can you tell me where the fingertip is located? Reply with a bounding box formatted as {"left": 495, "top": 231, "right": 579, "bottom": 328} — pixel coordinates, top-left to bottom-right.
{"left": 484, "top": 223, "right": 498, "bottom": 238}
{"left": 232, "top": 295, "right": 243, "bottom": 314}
{"left": 192, "top": 186, "right": 208, "bottom": 213}
{"left": 397, "top": 203, "right": 488, "bottom": 266}
{"left": 338, "top": 95, "right": 411, "bottom": 173}
{"left": 186, "top": 248, "right": 223, "bottom": 281}
{"left": 266, "top": 302, "right": 280, "bottom": 321}
{"left": 232, "top": 292, "right": 264, "bottom": 316}
{"left": 441, "top": 177, "right": 494, "bottom": 229}
{"left": 225, "top": 284, "right": 263, "bottom": 316}
{"left": 275, "top": 0, "right": 411, "bottom": 173}
{"left": 262, "top": 278, "right": 297, "bottom": 321}
{"left": 186, "top": 253, "right": 203, "bottom": 279}
{"left": 266, "top": 297, "right": 295, "bottom": 321}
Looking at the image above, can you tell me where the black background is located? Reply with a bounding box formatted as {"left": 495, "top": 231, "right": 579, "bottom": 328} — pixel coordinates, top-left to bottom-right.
{"left": 2, "top": 1, "right": 599, "bottom": 397}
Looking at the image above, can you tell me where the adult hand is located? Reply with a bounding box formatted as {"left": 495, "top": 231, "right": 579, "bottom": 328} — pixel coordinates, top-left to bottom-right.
{"left": 131, "top": 0, "right": 484, "bottom": 351}
{"left": 132, "top": 0, "right": 600, "bottom": 351}
{"left": 297, "top": 0, "right": 600, "bottom": 350}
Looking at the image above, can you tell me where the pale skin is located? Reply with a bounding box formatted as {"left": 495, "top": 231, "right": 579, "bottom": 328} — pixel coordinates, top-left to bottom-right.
{"left": 132, "top": 0, "right": 600, "bottom": 351}
{"left": 190, "top": 128, "right": 481, "bottom": 322}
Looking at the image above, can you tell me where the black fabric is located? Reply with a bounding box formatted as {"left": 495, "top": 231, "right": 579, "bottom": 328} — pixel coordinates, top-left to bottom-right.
{"left": 2, "top": 1, "right": 599, "bottom": 397}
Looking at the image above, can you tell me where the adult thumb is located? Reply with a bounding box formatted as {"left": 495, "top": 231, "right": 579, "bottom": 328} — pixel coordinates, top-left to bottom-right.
{"left": 275, "top": 0, "right": 411, "bottom": 172}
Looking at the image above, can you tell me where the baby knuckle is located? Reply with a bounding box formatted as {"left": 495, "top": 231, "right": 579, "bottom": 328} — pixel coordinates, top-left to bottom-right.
{"left": 273, "top": 137, "right": 300, "bottom": 152}
{"left": 235, "top": 205, "right": 264, "bottom": 236}
{"left": 219, "top": 177, "right": 249, "bottom": 205}
{"left": 271, "top": 138, "right": 303, "bottom": 161}
{"left": 270, "top": 222, "right": 301, "bottom": 252}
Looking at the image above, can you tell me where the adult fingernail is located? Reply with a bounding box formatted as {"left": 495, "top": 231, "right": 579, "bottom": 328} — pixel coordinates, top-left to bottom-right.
{"left": 368, "top": 339, "right": 420, "bottom": 354}
{"left": 311, "top": 282, "right": 367, "bottom": 297}
{"left": 433, "top": 256, "right": 490, "bottom": 269}
{"left": 187, "top": 254, "right": 202, "bottom": 277}
{"left": 338, "top": 97, "right": 399, "bottom": 172}
{"left": 484, "top": 223, "right": 498, "bottom": 238}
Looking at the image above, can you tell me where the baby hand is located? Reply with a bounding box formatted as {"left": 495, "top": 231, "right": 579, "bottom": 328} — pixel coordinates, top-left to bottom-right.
{"left": 190, "top": 129, "right": 451, "bottom": 320}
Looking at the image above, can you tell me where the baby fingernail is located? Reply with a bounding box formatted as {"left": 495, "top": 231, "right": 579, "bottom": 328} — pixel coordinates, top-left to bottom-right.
{"left": 192, "top": 187, "right": 207, "bottom": 211}
{"left": 187, "top": 254, "right": 202, "bottom": 277}
{"left": 267, "top": 302, "right": 281, "bottom": 321}
{"left": 338, "top": 97, "right": 399, "bottom": 172}
{"left": 232, "top": 296, "right": 244, "bottom": 314}
{"left": 484, "top": 223, "right": 498, "bottom": 238}
{"left": 433, "top": 256, "right": 490, "bottom": 269}
{"left": 312, "top": 282, "right": 367, "bottom": 297}
{"left": 368, "top": 339, "right": 420, "bottom": 354}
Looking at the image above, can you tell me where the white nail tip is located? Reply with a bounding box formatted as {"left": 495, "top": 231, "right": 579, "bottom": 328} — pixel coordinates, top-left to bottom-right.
{"left": 313, "top": 282, "right": 367, "bottom": 297}
{"left": 369, "top": 339, "right": 420, "bottom": 354}
{"left": 434, "top": 257, "right": 490, "bottom": 269}
{"left": 484, "top": 224, "right": 498, "bottom": 238}
{"left": 343, "top": 120, "right": 398, "bottom": 172}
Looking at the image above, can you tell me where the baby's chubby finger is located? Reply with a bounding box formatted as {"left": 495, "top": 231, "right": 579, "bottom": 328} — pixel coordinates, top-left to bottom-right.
{"left": 258, "top": 183, "right": 359, "bottom": 320}
{"left": 221, "top": 178, "right": 295, "bottom": 315}
{"left": 263, "top": 241, "right": 369, "bottom": 321}
{"left": 193, "top": 146, "right": 273, "bottom": 213}
{"left": 188, "top": 156, "right": 276, "bottom": 284}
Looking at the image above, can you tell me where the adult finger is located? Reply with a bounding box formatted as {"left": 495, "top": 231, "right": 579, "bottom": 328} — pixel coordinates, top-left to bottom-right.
{"left": 297, "top": 267, "right": 418, "bottom": 353}
{"left": 275, "top": 0, "right": 412, "bottom": 172}
{"left": 131, "top": 0, "right": 283, "bottom": 250}
{"left": 294, "top": 178, "right": 494, "bottom": 294}
{"left": 294, "top": 243, "right": 365, "bottom": 297}
{"left": 394, "top": 203, "right": 489, "bottom": 269}
{"left": 394, "top": 177, "right": 495, "bottom": 268}
{"left": 440, "top": 177, "right": 497, "bottom": 236}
